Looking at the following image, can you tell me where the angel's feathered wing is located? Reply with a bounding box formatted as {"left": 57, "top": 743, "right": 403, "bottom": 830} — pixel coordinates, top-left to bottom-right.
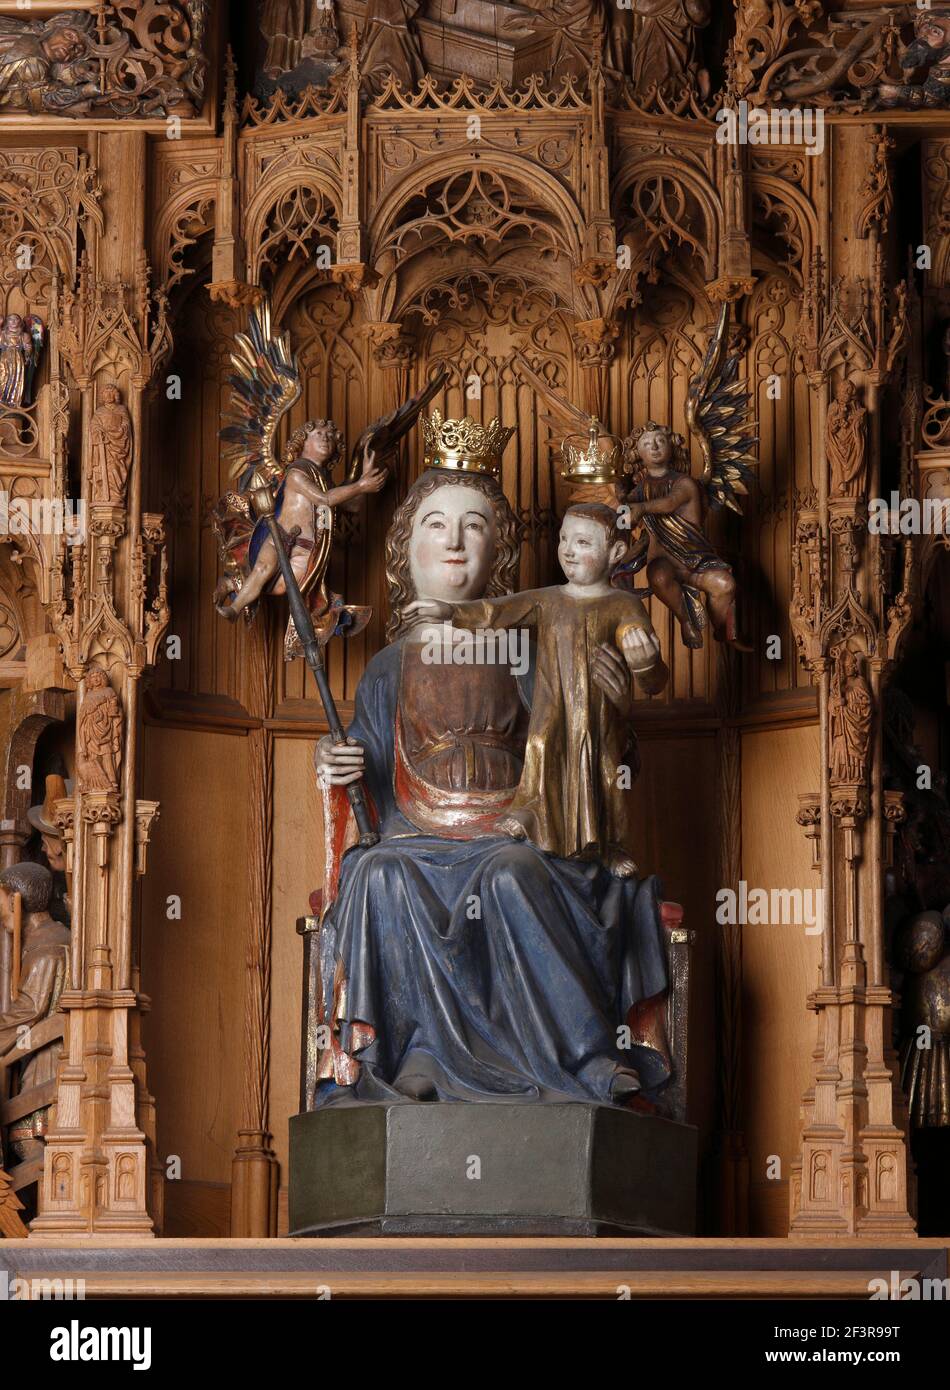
{"left": 345, "top": 367, "right": 450, "bottom": 479}
{"left": 219, "top": 300, "right": 301, "bottom": 492}
{"left": 686, "top": 304, "right": 757, "bottom": 513}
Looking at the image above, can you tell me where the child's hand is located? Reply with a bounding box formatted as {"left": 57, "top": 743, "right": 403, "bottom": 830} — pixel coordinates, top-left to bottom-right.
{"left": 404, "top": 599, "right": 453, "bottom": 623}
{"left": 620, "top": 626, "right": 661, "bottom": 672}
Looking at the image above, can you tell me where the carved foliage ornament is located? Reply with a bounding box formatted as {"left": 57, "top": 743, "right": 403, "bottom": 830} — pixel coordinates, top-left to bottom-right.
{"left": 734, "top": 5, "right": 950, "bottom": 112}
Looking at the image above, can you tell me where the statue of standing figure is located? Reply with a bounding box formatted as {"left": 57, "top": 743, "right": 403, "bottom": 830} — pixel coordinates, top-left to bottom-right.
{"left": 826, "top": 379, "right": 867, "bottom": 500}
{"left": 830, "top": 646, "right": 872, "bottom": 785}
{"left": 89, "top": 383, "right": 133, "bottom": 505}
{"left": 76, "top": 667, "right": 123, "bottom": 794}
{"left": 361, "top": 0, "right": 423, "bottom": 94}
{"left": 610, "top": 0, "right": 711, "bottom": 100}
{"left": 0, "top": 313, "right": 43, "bottom": 408}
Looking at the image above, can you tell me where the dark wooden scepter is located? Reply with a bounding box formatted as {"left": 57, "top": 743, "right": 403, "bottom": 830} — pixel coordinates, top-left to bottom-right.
{"left": 248, "top": 476, "right": 380, "bottom": 848}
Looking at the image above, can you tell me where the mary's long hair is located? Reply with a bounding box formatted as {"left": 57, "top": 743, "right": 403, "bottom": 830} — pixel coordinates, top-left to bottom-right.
{"left": 384, "top": 470, "right": 521, "bottom": 642}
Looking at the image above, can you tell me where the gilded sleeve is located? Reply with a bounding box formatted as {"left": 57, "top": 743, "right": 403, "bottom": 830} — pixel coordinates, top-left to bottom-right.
{"left": 452, "top": 592, "right": 541, "bottom": 631}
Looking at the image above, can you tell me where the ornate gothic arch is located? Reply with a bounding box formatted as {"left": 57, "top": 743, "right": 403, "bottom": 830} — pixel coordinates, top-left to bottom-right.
{"left": 152, "top": 180, "right": 217, "bottom": 295}
{"left": 612, "top": 156, "right": 721, "bottom": 284}
{"left": 244, "top": 173, "right": 341, "bottom": 285}
{"left": 367, "top": 149, "right": 586, "bottom": 320}
{"left": 749, "top": 167, "right": 818, "bottom": 287}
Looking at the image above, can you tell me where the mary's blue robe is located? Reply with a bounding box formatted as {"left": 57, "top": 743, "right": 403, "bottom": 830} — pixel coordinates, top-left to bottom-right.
{"left": 315, "top": 639, "right": 671, "bottom": 1106}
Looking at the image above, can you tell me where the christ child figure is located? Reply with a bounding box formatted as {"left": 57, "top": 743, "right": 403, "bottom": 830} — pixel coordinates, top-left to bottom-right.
{"left": 406, "top": 503, "right": 668, "bottom": 877}
{"left": 219, "top": 418, "right": 387, "bottom": 621}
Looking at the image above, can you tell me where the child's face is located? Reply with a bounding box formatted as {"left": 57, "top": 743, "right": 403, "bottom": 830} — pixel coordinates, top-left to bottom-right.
{"left": 305, "top": 425, "right": 337, "bottom": 462}
{"left": 636, "top": 429, "right": 672, "bottom": 469}
{"left": 559, "top": 515, "right": 612, "bottom": 586}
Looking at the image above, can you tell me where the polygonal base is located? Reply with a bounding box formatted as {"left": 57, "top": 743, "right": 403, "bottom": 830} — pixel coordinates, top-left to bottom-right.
{"left": 289, "top": 1101, "right": 697, "bottom": 1237}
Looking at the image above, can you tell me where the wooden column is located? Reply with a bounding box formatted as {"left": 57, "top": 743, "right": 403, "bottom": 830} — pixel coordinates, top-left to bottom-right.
{"left": 32, "top": 133, "right": 170, "bottom": 1236}
{"left": 788, "top": 126, "right": 914, "bottom": 1237}
{"left": 230, "top": 611, "right": 279, "bottom": 1237}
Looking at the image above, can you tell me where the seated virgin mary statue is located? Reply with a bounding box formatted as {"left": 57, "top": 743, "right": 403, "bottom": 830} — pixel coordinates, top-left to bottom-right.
{"left": 313, "top": 413, "right": 673, "bottom": 1107}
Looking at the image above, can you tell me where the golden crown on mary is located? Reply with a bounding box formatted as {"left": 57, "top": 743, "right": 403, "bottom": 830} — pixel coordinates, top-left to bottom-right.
{"left": 423, "top": 410, "right": 515, "bottom": 476}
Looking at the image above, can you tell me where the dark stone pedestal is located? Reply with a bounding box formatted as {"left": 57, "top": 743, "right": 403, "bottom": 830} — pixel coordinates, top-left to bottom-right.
{"left": 289, "top": 1102, "right": 697, "bottom": 1237}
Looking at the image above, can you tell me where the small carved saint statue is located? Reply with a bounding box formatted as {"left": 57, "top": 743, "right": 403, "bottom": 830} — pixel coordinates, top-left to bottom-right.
{"left": 829, "top": 646, "right": 872, "bottom": 785}
{"left": 76, "top": 667, "right": 123, "bottom": 794}
{"left": 89, "top": 383, "right": 133, "bottom": 505}
{"left": 826, "top": 378, "right": 867, "bottom": 500}
{"left": 408, "top": 499, "right": 668, "bottom": 878}
{"left": 0, "top": 312, "right": 43, "bottom": 408}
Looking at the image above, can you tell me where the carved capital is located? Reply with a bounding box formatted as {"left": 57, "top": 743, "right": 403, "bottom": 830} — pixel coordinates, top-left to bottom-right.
{"left": 134, "top": 800, "right": 161, "bottom": 877}
{"left": 80, "top": 791, "right": 122, "bottom": 830}
{"left": 207, "top": 280, "right": 265, "bottom": 311}
{"left": 796, "top": 791, "right": 822, "bottom": 870}
{"left": 364, "top": 321, "right": 414, "bottom": 368}
{"left": 50, "top": 793, "right": 76, "bottom": 874}
{"left": 330, "top": 263, "right": 379, "bottom": 295}
{"left": 571, "top": 316, "right": 620, "bottom": 368}
{"left": 830, "top": 784, "right": 870, "bottom": 824}
{"left": 572, "top": 257, "right": 615, "bottom": 290}
{"left": 706, "top": 275, "right": 757, "bottom": 305}
{"left": 88, "top": 504, "right": 127, "bottom": 544}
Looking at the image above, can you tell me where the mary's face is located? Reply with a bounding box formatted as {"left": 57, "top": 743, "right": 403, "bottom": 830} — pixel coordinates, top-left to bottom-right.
{"left": 408, "top": 483, "right": 497, "bottom": 602}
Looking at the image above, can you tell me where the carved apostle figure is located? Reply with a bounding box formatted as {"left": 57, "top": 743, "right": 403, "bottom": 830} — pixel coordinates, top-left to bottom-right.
{"left": 611, "top": 0, "right": 711, "bottom": 100}
{"left": 89, "top": 384, "right": 133, "bottom": 505}
{"left": 76, "top": 667, "right": 123, "bottom": 793}
{"left": 260, "top": 1, "right": 308, "bottom": 77}
{"left": 0, "top": 863, "right": 69, "bottom": 1167}
{"left": 830, "top": 647, "right": 872, "bottom": 784}
{"left": 27, "top": 773, "right": 73, "bottom": 929}
{"left": 361, "top": 0, "right": 423, "bottom": 94}
{"left": 515, "top": 0, "right": 608, "bottom": 81}
{"left": 826, "top": 379, "right": 867, "bottom": 499}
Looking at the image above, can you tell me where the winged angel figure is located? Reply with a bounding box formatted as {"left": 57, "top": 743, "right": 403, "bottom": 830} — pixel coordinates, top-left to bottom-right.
{"left": 212, "top": 301, "right": 444, "bottom": 657}
{"left": 517, "top": 304, "right": 756, "bottom": 651}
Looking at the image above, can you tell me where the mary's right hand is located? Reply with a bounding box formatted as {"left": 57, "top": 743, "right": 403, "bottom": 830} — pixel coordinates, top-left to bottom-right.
{"left": 315, "top": 735, "right": 365, "bottom": 786}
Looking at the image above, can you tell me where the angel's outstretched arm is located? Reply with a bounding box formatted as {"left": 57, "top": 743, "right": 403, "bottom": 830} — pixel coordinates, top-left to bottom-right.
{"left": 290, "top": 454, "right": 388, "bottom": 510}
